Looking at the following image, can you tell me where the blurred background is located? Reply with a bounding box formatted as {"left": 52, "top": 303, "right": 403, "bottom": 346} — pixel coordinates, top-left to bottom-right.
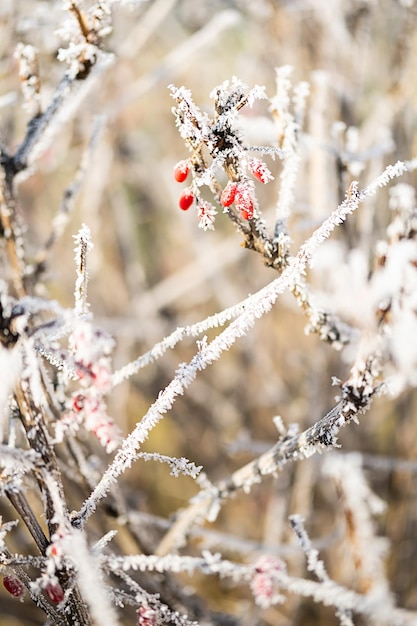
{"left": 1, "top": 1, "right": 417, "bottom": 624}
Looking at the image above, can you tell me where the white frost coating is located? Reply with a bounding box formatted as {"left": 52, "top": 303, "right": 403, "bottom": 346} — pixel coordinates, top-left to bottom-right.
{"left": 323, "top": 453, "right": 389, "bottom": 592}
{"left": 64, "top": 530, "right": 121, "bottom": 626}
{"left": 270, "top": 66, "right": 307, "bottom": 221}
{"left": 0, "top": 345, "right": 22, "bottom": 441}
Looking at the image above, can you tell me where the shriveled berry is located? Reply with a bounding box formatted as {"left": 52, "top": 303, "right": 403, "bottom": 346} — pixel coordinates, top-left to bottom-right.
{"left": 173, "top": 160, "right": 190, "bottom": 183}
{"left": 249, "top": 158, "right": 273, "bottom": 184}
{"left": 3, "top": 574, "right": 25, "bottom": 598}
{"left": 220, "top": 182, "right": 237, "bottom": 207}
{"left": 72, "top": 393, "right": 85, "bottom": 412}
{"left": 235, "top": 185, "right": 255, "bottom": 220}
{"left": 45, "top": 581, "right": 65, "bottom": 603}
{"left": 137, "top": 604, "right": 158, "bottom": 625}
{"left": 179, "top": 189, "right": 194, "bottom": 211}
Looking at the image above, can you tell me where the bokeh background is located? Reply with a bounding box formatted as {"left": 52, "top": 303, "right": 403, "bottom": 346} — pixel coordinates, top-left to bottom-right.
{"left": 1, "top": 1, "right": 417, "bottom": 624}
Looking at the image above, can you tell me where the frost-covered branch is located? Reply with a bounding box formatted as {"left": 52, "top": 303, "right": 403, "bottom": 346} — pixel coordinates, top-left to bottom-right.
{"left": 75, "top": 160, "right": 407, "bottom": 530}
{"left": 2, "top": 3, "right": 417, "bottom": 625}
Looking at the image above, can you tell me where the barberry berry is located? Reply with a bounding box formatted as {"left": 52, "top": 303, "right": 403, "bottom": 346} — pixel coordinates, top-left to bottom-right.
{"left": 3, "top": 574, "right": 25, "bottom": 598}
{"left": 173, "top": 160, "right": 190, "bottom": 183}
{"left": 249, "top": 158, "right": 273, "bottom": 184}
{"left": 179, "top": 189, "right": 194, "bottom": 211}
{"left": 45, "top": 581, "right": 65, "bottom": 603}
{"left": 220, "top": 182, "right": 238, "bottom": 207}
{"left": 235, "top": 184, "right": 255, "bottom": 220}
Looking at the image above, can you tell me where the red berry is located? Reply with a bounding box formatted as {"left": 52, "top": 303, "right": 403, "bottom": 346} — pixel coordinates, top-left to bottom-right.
{"left": 173, "top": 160, "right": 190, "bottom": 183}
{"left": 239, "top": 206, "right": 253, "bottom": 220}
{"left": 179, "top": 189, "right": 194, "bottom": 211}
{"left": 235, "top": 185, "right": 255, "bottom": 220}
{"left": 220, "top": 182, "right": 237, "bottom": 207}
{"left": 45, "top": 581, "right": 65, "bottom": 603}
{"left": 3, "top": 574, "right": 25, "bottom": 598}
{"left": 249, "top": 158, "right": 273, "bottom": 184}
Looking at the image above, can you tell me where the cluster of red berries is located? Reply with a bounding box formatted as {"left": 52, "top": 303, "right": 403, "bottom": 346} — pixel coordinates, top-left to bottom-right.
{"left": 220, "top": 181, "right": 254, "bottom": 220}
{"left": 173, "top": 157, "right": 273, "bottom": 220}
{"left": 2, "top": 574, "right": 64, "bottom": 603}
{"left": 173, "top": 160, "right": 195, "bottom": 211}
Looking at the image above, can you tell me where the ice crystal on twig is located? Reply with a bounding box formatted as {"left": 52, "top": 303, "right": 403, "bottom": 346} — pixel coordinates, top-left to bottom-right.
{"left": 73, "top": 224, "right": 93, "bottom": 317}
{"left": 14, "top": 44, "right": 41, "bottom": 116}
{"left": 290, "top": 514, "right": 354, "bottom": 625}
